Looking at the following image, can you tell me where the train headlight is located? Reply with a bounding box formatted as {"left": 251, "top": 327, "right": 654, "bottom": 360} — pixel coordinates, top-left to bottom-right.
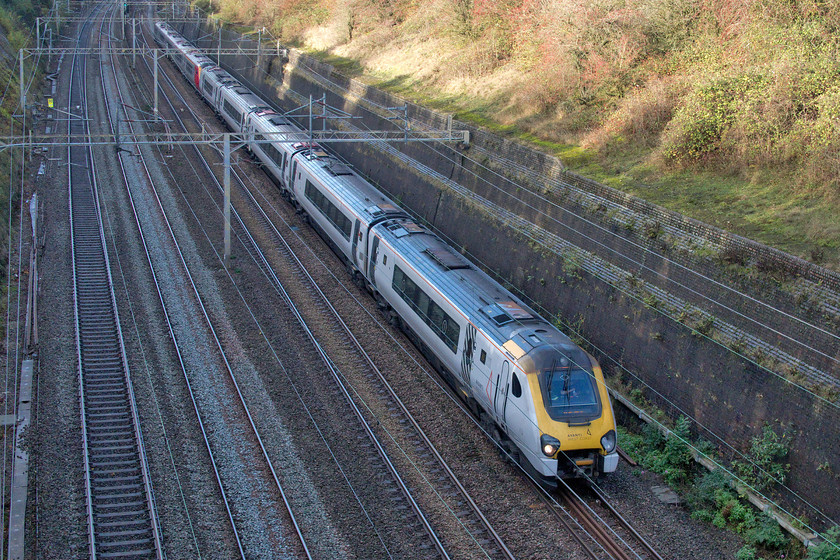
{"left": 601, "top": 430, "right": 617, "bottom": 454}
{"left": 540, "top": 434, "right": 561, "bottom": 457}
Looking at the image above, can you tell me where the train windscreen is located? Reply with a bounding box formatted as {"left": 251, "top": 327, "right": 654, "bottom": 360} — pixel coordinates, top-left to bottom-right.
{"left": 541, "top": 368, "right": 601, "bottom": 421}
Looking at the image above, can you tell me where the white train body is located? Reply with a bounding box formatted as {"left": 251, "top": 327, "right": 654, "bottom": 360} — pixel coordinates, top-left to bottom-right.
{"left": 154, "top": 21, "right": 619, "bottom": 483}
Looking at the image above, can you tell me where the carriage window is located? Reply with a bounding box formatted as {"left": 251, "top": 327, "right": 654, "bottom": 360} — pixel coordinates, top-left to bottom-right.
{"left": 222, "top": 99, "right": 242, "bottom": 123}
{"left": 511, "top": 373, "right": 522, "bottom": 398}
{"left": 304, "top": 180, "right": 352, "bottom": 240}
{"left": 383, "top": 255, "right": 388, "bottom": 265}
{"left": 392, "top": 265, "right": 459, "bottom": 353}
{"left": 480, "top": 350, "right": 487, "bottom": 364}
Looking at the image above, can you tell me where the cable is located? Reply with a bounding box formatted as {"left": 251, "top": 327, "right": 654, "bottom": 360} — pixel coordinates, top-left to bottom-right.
{"left": 135, "top": 13, "right": 840, "bottom": 548}
{"left": 271, "top": 54, "right": 840, "bottom": 385}
{"left": 189, "top": 19, "right": 840, "bottom": 529}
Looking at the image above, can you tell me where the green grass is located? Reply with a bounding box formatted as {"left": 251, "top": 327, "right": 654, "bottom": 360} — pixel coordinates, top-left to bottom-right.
{"left": 300, "top": 48, "right": 840, "bottom": 270}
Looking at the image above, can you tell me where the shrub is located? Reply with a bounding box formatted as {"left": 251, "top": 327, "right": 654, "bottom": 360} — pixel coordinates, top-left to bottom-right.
{"left": 808, "top": 527, "right": 840, "bottom": 560}
{"left": 586, "top": 77, "right": 680, "bottom": 151}
{"left": 686, "top": 469, "right": 731, "bottom": 512}
{"left": 660, "top": 73, "right": 770, "bottom": 165}
{"left": 662, "top": 416, "right": 694, "bottom": 485}
{"left": 736, "top": 545, "right": 757, "bottom": 560}
{"left": 735, "top": 424, "right": 791, "bottom": 491}
{"left": 746, "top": 513, "right": 789, "bottom": 550}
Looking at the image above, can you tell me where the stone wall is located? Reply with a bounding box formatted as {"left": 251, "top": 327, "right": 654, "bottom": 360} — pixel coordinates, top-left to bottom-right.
{"left": 173, "top": 19, "right": 840, "bottom": 525}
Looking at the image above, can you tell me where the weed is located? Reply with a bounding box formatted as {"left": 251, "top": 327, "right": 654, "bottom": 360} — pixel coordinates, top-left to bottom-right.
{"left": 718, "top": 245, "right": 750, "bottom": 267}
{"left": 808, "top": 526, "right": 840, "bottom": 560}
{"left": 645, "top": 221, "right": 662, "bottom": 240}
{"left": 728, "top": 338, "right": 746, "bottom": 354}
{"left": 734, "top": 424, "right": 791, "bottom": 491}
{"left": 643, "top": 293, "right": 660, "bottom": 309}
{"left": 746, "top": 513, "right": 789, "bottom": 550}
{"left": 694, "top": 315, "right": 715, "bottom": 337}
{"left": 618, "top": 417, "right": 694, "bottom": 487}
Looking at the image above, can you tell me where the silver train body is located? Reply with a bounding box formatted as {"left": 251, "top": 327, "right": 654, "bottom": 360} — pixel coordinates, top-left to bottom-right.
{"left": 154, "top": 21, "right": 619, "bottom": 484}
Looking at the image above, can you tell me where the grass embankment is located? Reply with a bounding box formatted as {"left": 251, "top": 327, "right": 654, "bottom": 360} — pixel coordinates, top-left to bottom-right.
{"left": 200, "top": 0, "right": 840, "bottom": 270}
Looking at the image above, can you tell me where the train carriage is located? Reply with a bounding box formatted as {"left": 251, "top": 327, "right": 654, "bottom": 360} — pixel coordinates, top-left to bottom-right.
{"left": 217, "top": 85, "right": 271, "bottom": 134}
{"left": 367, "top": 218, "right": 618, "bottom": 482}
{"left": 153, "top": 22, "right": 212, "bottom": 89}
{"left": 289, "top": 146, "right": 408, "bottom": 281}
{"left": 152, "top": 19, "right": 619, "bottom": 485}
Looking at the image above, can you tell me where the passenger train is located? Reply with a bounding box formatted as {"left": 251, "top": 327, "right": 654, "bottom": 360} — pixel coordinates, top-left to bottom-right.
{"left": 153, "top": 21, "right": 618, "bottom": 484}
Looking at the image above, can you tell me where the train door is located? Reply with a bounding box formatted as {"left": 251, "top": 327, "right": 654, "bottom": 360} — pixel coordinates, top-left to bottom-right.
{"left": 351, "top": 220, "right": 361, "bottom": 269}
{"left": 245, "top": 119, "right": 254, "bottom": 151}
{"left": 494, "top": 361, "right": 510, "bottom": 429}
{"left": 471, "top": 346, "right": 493, "bottom": 410}
{"left": 368, "top": 235, "right": 380, "bottom": 288}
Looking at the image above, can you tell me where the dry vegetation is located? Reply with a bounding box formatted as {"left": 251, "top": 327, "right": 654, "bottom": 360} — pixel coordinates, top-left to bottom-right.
{"left": 198, "top": 0, "right": 840, "bottom": 268}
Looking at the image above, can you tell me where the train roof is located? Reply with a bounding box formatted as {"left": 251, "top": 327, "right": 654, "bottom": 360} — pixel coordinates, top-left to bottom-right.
{"left": 372, "top": 219, "right": 572, "bottom": 350}
{"left": 377, "top": 220, "right": 545, "bottom": 344}
{"left": 295, "top": 148, "right": 407, "bottom": 226}
{"left": 250, "top": 109, "right": 293, "bottom": 130}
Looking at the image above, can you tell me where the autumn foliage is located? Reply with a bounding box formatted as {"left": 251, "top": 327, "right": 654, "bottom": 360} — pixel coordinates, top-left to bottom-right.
{"left": 206, "top": 0, "right": 840, "bottom": 193}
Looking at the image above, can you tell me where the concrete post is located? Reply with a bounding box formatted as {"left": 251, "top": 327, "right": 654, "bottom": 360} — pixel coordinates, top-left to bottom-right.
{"left": 19, "top": 50, "right": 25, "bottom": 115}
{"left": 308, "top": 94, "right": 313, "bottom": 144}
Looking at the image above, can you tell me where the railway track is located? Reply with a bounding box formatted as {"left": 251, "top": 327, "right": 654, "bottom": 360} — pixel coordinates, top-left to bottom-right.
{"left": 131, "top": 18, "right": 517, "bottom": 558}
{"left": 69, "top": 6, "right": 163, "bottom": 559}
{"left": 556, "top": 480, "right": 664, "bottom": 560}
{"left": 135, "top": 16, "right": 665, "bottom": 559}
{"left": 94, "top": 6, "right": 312, "bottom": 558}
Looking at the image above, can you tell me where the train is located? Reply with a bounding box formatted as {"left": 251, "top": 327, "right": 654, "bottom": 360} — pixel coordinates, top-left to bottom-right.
{"left": 153, "top": 21, "right": 618, "bottom": 485}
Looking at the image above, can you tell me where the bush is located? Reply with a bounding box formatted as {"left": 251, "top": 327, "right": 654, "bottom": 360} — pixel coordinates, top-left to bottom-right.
{"left": 746, "top": 513, "right": 788, "bottom": 550}
{"left": 660, "top": 73, "right": 769, "bottom": 165}
{"left": 809, "top": 527, "right": 840, "bottom": 560}
{"left": 662, "top": 416, "right": 694, "bottom": 485}
{"left": 736, "top": 545, "right": 757, "bottom": 560}
{"left": 685, "top": 469, "right": 731, "bottom": 512}
{"left": 735, "top": 424, "right": 791, "bottom": 491}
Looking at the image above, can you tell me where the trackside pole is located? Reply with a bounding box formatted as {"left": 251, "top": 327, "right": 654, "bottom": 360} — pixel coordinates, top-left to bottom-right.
{"left": 132, "top": 19, "right": 136, "bottom": 69}
{"left": 19, "top": 50, "right": 25, "bottom": 115}
{"left": 223, "top": 134, "right": 231, "bottom": 267}
{"left": 153, "top": 50, "right": 158, "bottom": 117}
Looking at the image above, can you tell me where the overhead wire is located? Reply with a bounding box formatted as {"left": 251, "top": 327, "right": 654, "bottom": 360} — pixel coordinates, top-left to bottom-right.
{"left": 146, "top": 18, "right": 611, "bottom": 556}
{"left": 269, "top": 47, "right": 840, "bottom": 535}
{"left": 130, "top": 35, "right": 402, "bottom": 556}
{"left": 125, "top": 7, "right": 840, "bottom": 546}
{"left": 296, "top": 74, "right": 840, "bottom": 406}
{"left": 195, "top": 18, "right": 840, "bottom": 531}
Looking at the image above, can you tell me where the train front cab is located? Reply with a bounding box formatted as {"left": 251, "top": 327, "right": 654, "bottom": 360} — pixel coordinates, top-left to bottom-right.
{"left": 517, "top": 342, "right": 618, "bottom": 483}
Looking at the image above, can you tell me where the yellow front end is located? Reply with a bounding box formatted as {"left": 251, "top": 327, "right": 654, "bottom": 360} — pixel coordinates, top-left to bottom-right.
{"left": 528, "top": 356, "right": 618, "bottom": 479}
